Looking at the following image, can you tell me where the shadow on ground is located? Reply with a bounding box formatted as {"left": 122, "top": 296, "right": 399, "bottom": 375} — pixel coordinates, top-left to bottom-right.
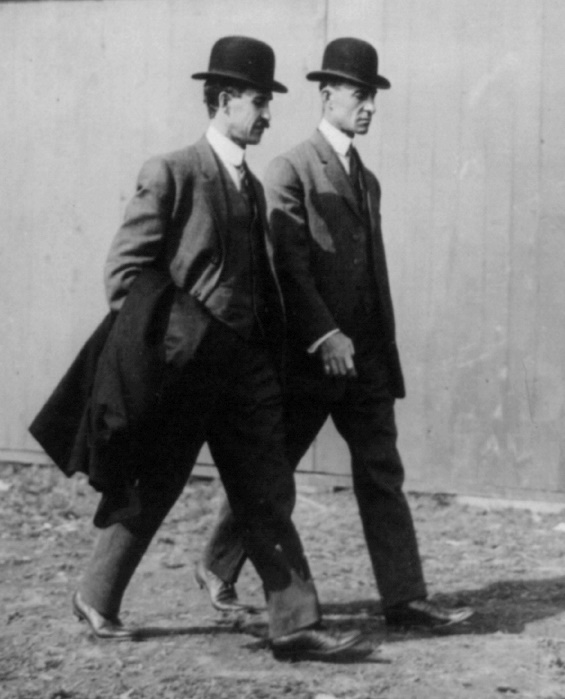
{"left": 321, "top": 576, "right": 565, "bottom": 639}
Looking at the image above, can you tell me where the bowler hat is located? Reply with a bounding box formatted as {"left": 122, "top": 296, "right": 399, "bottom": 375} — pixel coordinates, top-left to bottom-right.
{"left": 306, "top": 37, "right": 390, "bottom": 90}
{"left": 192, "top": 36, "right": 287, "bottom": 93}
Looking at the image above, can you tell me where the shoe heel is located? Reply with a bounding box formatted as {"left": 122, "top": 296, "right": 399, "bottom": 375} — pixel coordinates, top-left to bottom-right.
{"left": 72, "top": 594, "right": 84, "bottom": 622}
{"left": 271, "top": 648, "right": 299, "bottom": 663}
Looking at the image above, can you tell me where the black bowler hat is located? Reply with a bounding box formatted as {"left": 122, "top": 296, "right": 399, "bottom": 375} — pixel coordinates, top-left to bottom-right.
{"left": 192, "top": 36, "right": 287, "bottom": 93}
{"left": 307, "top": 37, "right": 390, "bottom": 90}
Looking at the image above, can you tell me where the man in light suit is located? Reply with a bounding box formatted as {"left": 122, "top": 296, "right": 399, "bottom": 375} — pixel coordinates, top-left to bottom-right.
{"left": 199, "top": 38, "right": 474, "bottom": 631}
{"left": 71, "top": 36, "right": 364, "bottom": 660}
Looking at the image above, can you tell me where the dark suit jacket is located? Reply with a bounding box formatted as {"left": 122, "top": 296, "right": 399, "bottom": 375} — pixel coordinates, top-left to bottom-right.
{"left": 263, "top": 129, "right": 405, "bottom": 398}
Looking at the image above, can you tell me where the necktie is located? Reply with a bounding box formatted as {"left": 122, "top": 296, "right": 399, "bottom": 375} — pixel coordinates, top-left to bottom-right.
{"left": 235, "top": 161, "right": 251, "bottom": 198}
{"left": 236, "top": 161, "right": 267, "bottom": 328}
{"left": 348, "top": 146, "right": 364, "bottom": 208}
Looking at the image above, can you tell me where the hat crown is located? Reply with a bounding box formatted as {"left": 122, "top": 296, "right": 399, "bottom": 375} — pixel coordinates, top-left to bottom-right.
{"left": 322, "top": 38, "right": 377, "bottom": 78}
{"left": 192, "top": 35, "right": 287, "bottom": 93}
{"left": 209, "top": 36, "right": 275, "bottom": 80}
{"left": 307, "top": 37, "right": 390, "bottom": 90}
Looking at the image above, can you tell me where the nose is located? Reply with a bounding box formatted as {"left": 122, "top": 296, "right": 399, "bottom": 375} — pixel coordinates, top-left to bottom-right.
{"left": 363, "top": 97, "right": 376, "bottom": 114}
{"left": 261, "top": 105, "right": 271, "bottom": 122}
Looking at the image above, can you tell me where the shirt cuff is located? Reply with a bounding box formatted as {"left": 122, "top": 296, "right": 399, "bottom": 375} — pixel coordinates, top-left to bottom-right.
{"left": 307, "top": 329, "right": 340, "bottom": 354}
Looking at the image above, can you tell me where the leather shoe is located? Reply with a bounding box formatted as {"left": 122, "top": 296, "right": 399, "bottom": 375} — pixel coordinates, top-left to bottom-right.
{"left": 271, "top": 626, "right": 364, "bottom": 661}
{"left": 384, "top": 598, "right": 474, "bottom": 630}
{"left": 72, "top": 591, "right": 134, "bottom": 640}
{"left": 194, "top": 563, "right": 255, "bottom": 613}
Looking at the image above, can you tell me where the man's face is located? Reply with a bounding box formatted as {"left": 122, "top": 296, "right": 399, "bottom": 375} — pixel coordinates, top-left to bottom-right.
{"left": 224, "top": 88, "right": 272, "bottom": 147}
{"left": 322, "top": 82, "right": 377, "bottom": 137}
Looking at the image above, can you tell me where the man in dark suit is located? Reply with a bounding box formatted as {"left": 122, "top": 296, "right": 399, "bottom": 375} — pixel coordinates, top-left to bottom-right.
{"left": 198, "top": 38, "right": 474, "bottom": 631}
{"left": 71, "top": 36, "right": 363, "bottom": 660}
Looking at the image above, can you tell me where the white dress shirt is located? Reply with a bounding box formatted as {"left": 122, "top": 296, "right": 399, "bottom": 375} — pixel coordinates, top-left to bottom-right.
{"left": 318, "top": 117, "right": 354, "bottom": 175}
{"left": 206, "top": 124, "right": 246, "bottom": 190}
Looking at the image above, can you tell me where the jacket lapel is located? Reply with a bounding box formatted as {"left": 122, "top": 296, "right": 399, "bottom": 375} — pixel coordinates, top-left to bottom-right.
{"left": 194, "top": 136, "right": 228, "bottom": 233}
{"left": 310, "top": 130, "right": 367, "bottom": 224}
{"left": 247, "top": 168, "right": 285, "bottom": 308}
{"left": 247, "top": 169, "right": 270, "bottom": 242}
{"left": 364, "top": 165, "right": 379, "bottom": 233}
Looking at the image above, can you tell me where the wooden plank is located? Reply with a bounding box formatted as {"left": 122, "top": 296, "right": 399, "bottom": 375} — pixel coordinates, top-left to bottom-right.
{"left": 1, "top": 0, "right": 325, "bottom": 455}
{"left": 4, "top": 0, "right": 565, "bottom": 500}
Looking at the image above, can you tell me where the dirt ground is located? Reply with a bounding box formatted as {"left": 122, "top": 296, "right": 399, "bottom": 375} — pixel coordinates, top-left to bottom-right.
{"left": 2, "top": 462, "right": 565, "bottom": 699}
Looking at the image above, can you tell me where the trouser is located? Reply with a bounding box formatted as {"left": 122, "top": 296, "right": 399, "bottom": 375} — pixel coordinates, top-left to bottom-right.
{"left": 201, "top": 341, "right": 427, "bottom": 610}
{"left": 80, "top": 317, "right": 320, "bottom": 639}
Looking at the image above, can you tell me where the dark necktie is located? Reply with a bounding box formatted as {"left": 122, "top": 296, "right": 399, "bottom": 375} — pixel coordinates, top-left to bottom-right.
{"left": 236, "top": 161, "right": 268, "bottom": 327}
{"left": 348, "top": 145, "right": 364, "bottom": 209}
{"left": 236, "top": 161, "right": 253, "bottom": 203}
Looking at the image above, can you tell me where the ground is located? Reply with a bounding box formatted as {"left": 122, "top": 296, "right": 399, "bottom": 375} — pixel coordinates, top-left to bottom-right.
{"left": 2, "top": 463, "right": 565, "bottom": 699}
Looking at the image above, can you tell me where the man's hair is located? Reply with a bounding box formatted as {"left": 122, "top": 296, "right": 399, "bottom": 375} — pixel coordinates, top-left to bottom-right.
{"left": 319, "top": 79, "right": 348, "bottom": 91}
{"left": 319, "top": 79, "right": 375, "bottom": 93}
{"left": 203, "top": 79, "right": 246, "bottom": 117}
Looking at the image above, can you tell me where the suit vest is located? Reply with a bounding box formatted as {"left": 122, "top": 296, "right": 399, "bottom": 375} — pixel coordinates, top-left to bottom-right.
{"left": 204, "top": 164, "right": 267, "bottom": 339}
{"left": 349, "top": 169, "right": 381, "bottom": 330}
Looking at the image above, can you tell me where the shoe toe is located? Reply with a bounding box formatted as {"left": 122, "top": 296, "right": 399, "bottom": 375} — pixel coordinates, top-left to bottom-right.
{"left": 385, "top": 599, "right": 475, "bottom": 630}
{"left": 195, "top": 565, "right": 255, "bottom": 613}
{"left": 272, "top": 628, "right": 364, "bottom": 660}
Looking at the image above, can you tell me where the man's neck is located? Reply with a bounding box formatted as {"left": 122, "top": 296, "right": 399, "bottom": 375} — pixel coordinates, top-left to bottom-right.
{"left": 209, "top": 119, "right": 247, "bottom": 151}
{"left": 206, "top": 124, "right": 246, "bottom": 165}
{"left": 319, "top": 118, "right": 353, "bottom": 158}
{"left": 322, "top": 116, "right": 354, "bottom": 139}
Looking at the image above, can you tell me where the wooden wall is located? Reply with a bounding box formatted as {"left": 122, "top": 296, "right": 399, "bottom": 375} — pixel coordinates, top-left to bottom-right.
{"left": 2, "top": 0, "right": 565, "bottom": 501}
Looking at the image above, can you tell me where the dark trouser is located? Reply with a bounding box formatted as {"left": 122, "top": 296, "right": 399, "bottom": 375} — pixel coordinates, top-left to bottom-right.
{"left": 80, "top": 316, "right": 320, "bottom": 639}
{"left": 202, "top": 339, "right": 427, "bottom": 610}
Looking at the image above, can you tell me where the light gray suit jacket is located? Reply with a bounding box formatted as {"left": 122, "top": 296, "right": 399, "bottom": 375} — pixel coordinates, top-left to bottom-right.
{"left": 104, "top": 136, "right": 285, "bottom": 361}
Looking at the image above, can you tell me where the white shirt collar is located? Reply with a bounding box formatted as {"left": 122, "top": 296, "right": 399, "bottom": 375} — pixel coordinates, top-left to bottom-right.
{"left": 318, "top": 118, "right": 353, "bottom": 158}
{"left": 206, "top": 124, "right": 246, "bottom": 168}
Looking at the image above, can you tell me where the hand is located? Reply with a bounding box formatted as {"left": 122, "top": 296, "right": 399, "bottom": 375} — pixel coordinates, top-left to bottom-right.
{"left": 319, "top": 332, "right": 357, "bottom": 377}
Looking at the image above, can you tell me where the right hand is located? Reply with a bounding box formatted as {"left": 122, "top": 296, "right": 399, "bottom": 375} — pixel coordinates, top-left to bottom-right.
{"left": 319, "top": 332, "right": 357, "bottom": 377}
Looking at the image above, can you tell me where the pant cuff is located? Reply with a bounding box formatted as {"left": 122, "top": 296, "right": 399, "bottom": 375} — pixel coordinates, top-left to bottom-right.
{"left": 381, "top": 583, "right": 428, "bottom": 611}
{"left": 267, "top": 570, "right": 321, "bottom": 639}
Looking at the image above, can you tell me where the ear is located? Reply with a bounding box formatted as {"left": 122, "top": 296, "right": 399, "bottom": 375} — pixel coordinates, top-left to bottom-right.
{"left": 320, "top": 86, "right": 332, "bottom": 110}
{"left": 218, "top": 91, "right": 231, "bottom": 112}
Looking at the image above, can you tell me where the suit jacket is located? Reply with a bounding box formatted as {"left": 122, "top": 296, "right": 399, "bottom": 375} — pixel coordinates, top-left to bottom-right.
{"left": 29, "top": 136, "right": 286, "bottom": 524}
{"left": 105, "top": 135, "right": 285, "bottom": 364}
{"left": 263, "top": 129, "right": 405, "bottom": 398}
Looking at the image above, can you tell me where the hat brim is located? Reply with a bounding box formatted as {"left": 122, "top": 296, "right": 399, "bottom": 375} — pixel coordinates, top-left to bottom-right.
{"left": 306, "top": 69, "right": 390, "bottom": 90}
{"left": 192, "top": 70, "right": 288, "bottom": 93}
